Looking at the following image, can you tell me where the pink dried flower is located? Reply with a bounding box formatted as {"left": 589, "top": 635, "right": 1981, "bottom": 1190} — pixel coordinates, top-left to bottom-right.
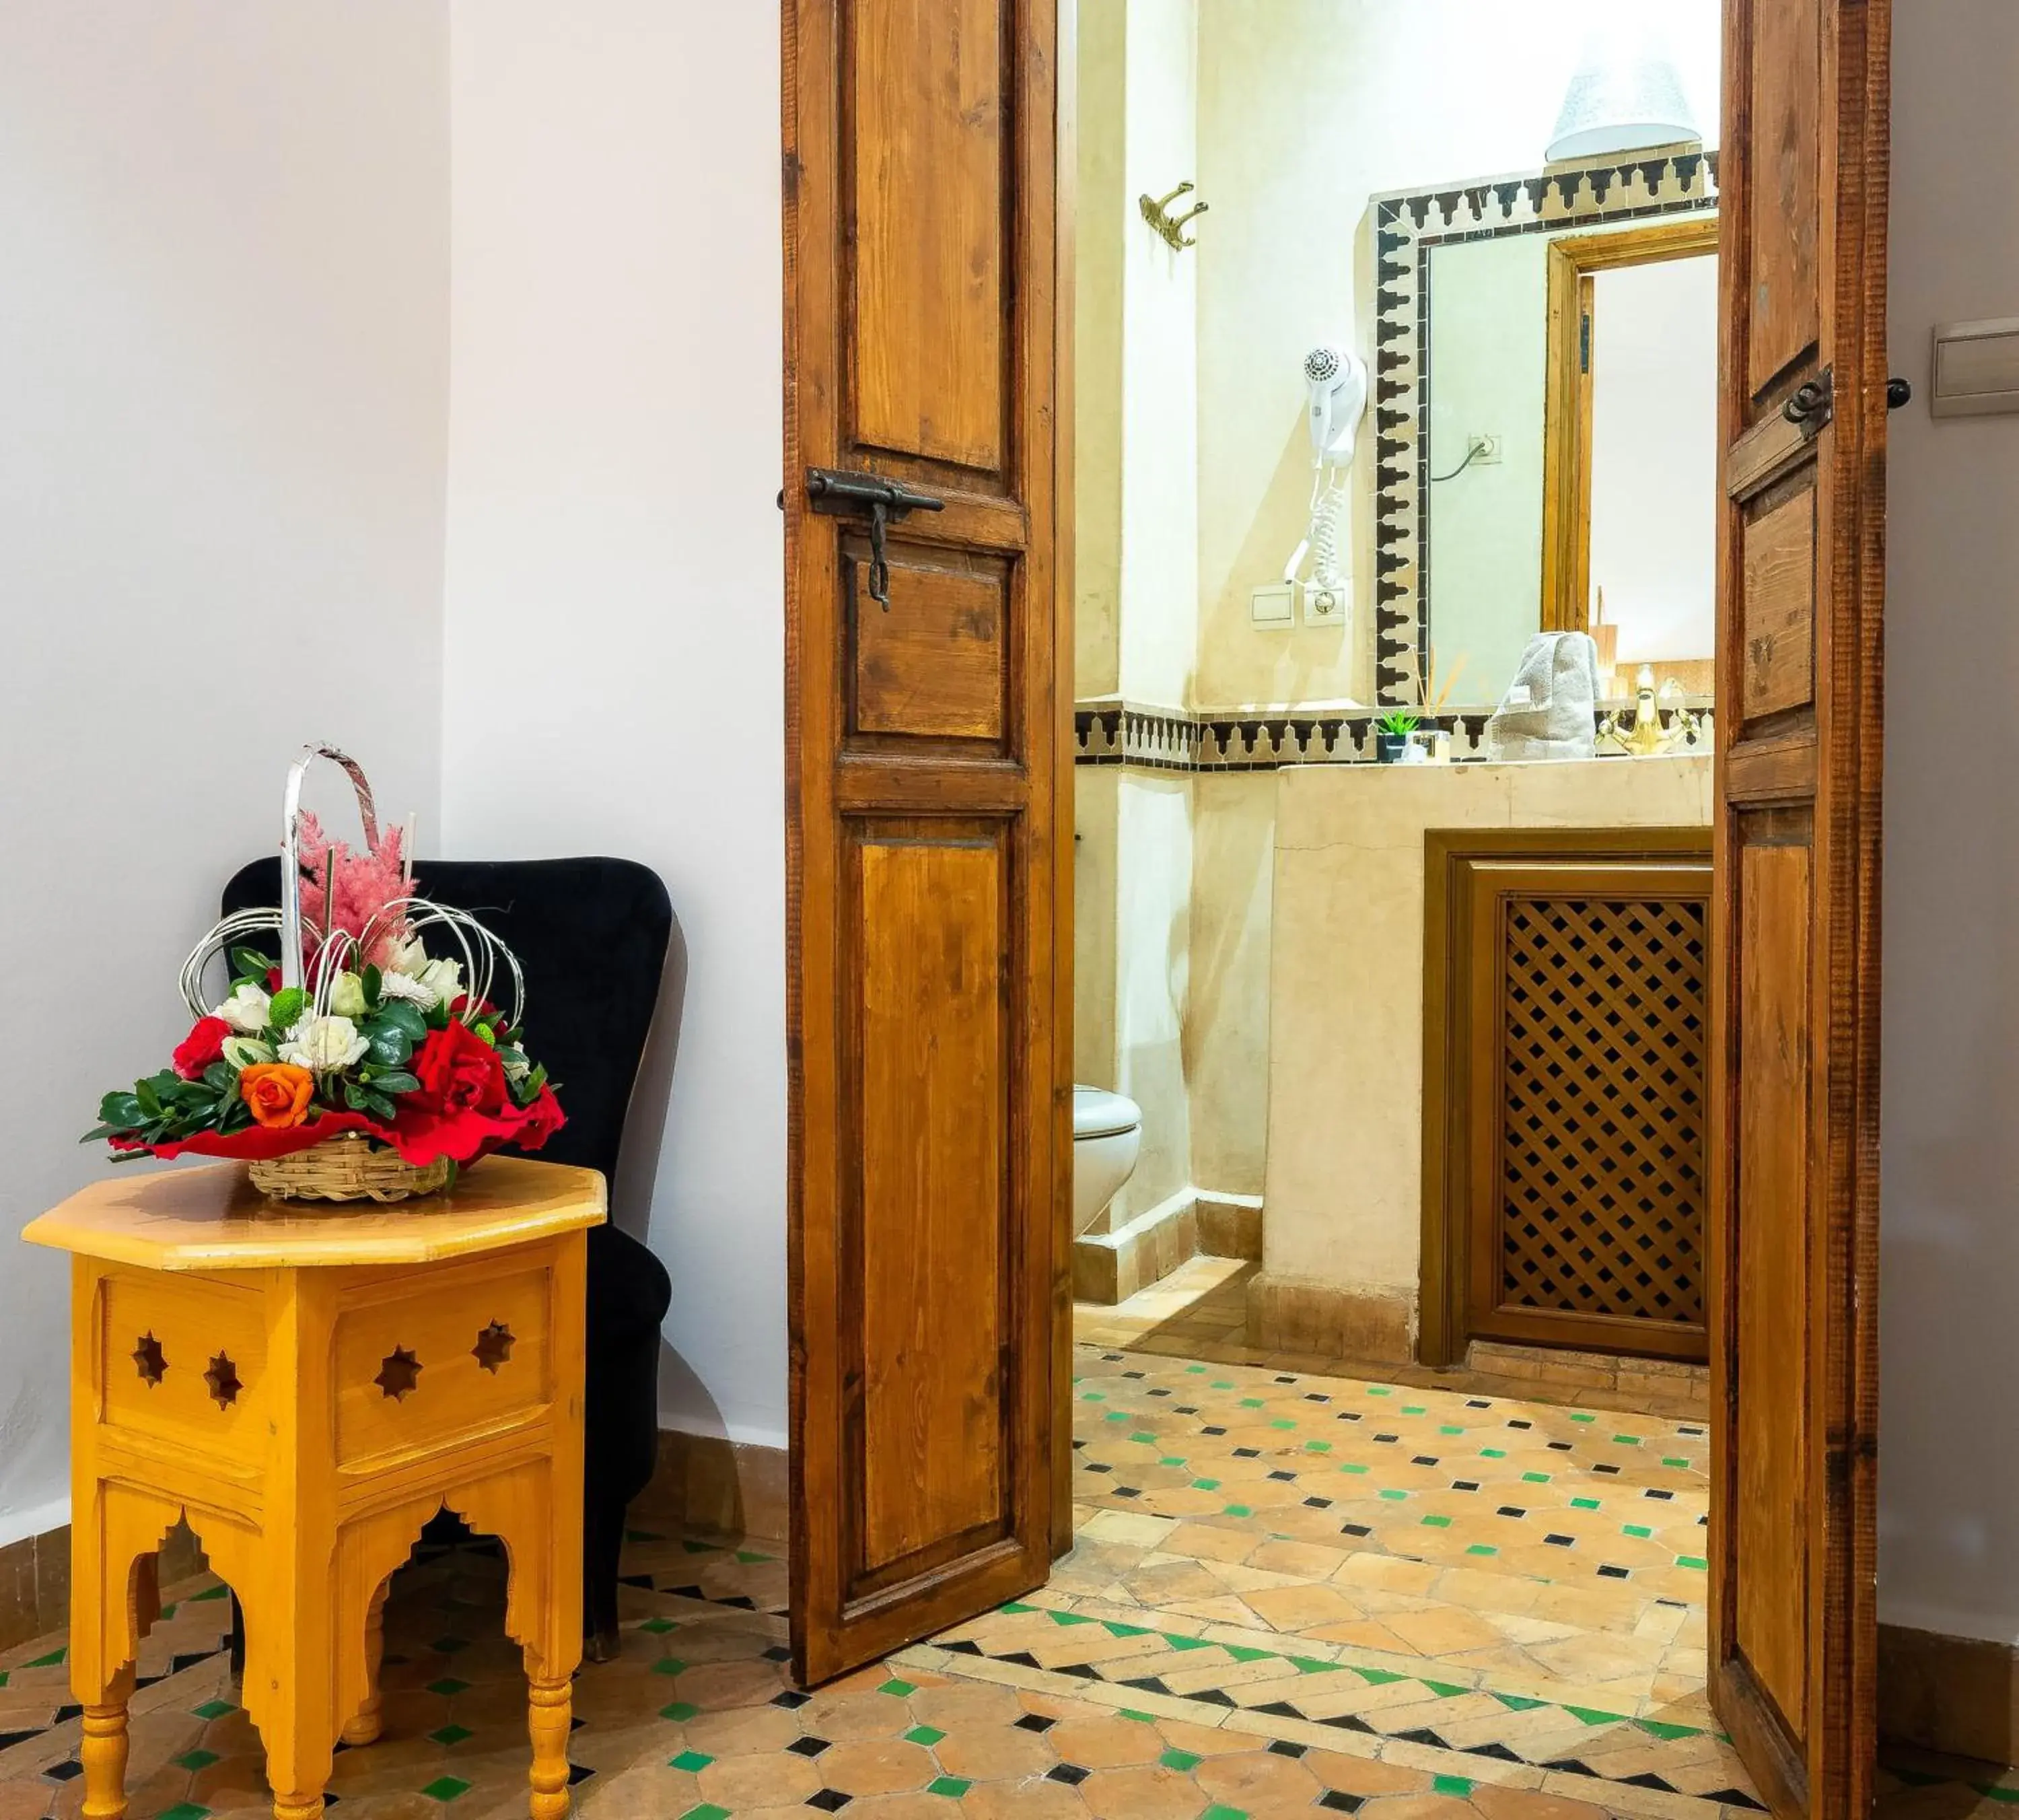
{"left": 294, "top": 812, "right": 412, "bottom": 964}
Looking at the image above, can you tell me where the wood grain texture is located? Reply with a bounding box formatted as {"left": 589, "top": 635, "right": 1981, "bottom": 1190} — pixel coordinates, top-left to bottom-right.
{"left": 786, "top": 0, "right": 1062, "bottom": 1687}
{"left": 1734, "top": 841, "right": 1812, "bottom": 1737}
{"left": 1710, "top": 0, "right": 1890, "bottom": 1806}
{"left": 855, "top": 835, "right": 1006, "bottom": 1575}
{"left": 1747, "top": 0, "right": 1823, "bottom": 398}
{"left": 850, "top": 0, "right": 1007, "bottom": 472}
{"left": 1741, "top": 487, "right": 1818, "bottom": 719}
{"left": 852, "top": 549, "right": 1008, "bottom": 742}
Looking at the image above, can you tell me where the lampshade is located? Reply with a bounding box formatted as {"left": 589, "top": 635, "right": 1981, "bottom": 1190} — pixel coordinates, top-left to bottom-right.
{"left": 1546, "top": 25, "right": 1701, "bottom": 162}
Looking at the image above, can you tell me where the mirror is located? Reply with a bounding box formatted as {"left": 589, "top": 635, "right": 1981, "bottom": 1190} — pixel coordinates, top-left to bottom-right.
{"left": 1374, "top": 157, "right": 1720, "bottom": 709}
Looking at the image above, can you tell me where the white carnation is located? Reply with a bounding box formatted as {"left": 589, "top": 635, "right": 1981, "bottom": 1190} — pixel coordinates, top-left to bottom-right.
{"left": 217, "top": 982, "right": 272, "bottom": 1034}
{"left": 376, "top": 970, "right": 438, "bottom": 1009}
{"left": 279, "top": 1015, "right": 369, "bottom": 1073}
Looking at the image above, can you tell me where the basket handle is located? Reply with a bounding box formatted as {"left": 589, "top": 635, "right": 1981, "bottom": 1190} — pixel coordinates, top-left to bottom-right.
{"left": 279, "top": 744, "right": 382, "bottom": 991}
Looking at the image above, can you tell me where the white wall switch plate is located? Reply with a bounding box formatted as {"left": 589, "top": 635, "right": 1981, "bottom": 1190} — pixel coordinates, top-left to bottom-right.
{"left": 1468, "top": 432, "right": 1503, "bottom": 464}
{"left": 1250, "top": 582, "right": 1296, "bottom": 625}
{"left": 1301, "top": 578, "right": 1348, "bottom": 627}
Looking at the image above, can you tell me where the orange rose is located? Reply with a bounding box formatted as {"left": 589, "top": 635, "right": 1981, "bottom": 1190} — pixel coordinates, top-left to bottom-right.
{"left": 240, "top": 1063, "right": 316, "bottom": 1130}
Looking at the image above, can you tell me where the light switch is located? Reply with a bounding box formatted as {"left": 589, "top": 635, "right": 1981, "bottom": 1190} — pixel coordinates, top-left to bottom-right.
{"left": 1250, "top": 582, "right": 1296, "bottom": 626}
{"left": 1932, "top": 317, "right": 2019, "bottom": 417}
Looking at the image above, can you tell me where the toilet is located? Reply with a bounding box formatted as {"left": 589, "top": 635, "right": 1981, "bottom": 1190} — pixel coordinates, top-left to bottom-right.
{"left": 1072, "top": 1086, "right": 1143, "bottom": 1236}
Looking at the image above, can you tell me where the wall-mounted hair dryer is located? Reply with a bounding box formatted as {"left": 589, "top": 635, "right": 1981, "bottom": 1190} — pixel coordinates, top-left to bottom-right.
{"left": 1285, "top": 344, "right": 1369, "bottom": 627}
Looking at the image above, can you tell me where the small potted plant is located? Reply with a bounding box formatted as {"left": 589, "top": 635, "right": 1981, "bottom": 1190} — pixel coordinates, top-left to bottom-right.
{"left": 1374, "top": 707, "right": 1421, "bottom": 764}
{"left": 83, "top": 746, "right": 563, "bottom": 1204}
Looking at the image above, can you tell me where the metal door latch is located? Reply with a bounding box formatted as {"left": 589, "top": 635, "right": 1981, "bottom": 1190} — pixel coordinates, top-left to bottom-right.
{"left": 1783, "top": 369, "right": 1835, "bottom": 436}
{"left": 804, "top": 468, "right": 944, "bottom": 610}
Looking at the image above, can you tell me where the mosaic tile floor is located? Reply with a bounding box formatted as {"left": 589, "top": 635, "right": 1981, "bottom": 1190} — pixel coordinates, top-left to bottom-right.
{"left": 0, "top": 1340, "right": 2010, "bottom": 1818}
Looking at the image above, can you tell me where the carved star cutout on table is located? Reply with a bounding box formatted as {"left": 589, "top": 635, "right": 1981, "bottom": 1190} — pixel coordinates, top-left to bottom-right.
{"left": 375, "top": 1345, "right": 423, "bottom": 1401}
{"left": 472, "top": 1322, "right": 516, "bottom": 1374}
{"left": 133, "top": 1333, "right": 167, "bottom": 1387}
{"left": 204, "top": 1352, "right": 243, "bottom": 1410}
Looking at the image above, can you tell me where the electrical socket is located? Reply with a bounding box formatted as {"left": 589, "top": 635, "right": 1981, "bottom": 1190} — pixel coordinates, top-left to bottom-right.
{"left": 1302, "top": 579, "right": 1348, "bottom": 627}
{"left": 1468, "top": 432, "right": 1503, "bottom": 465}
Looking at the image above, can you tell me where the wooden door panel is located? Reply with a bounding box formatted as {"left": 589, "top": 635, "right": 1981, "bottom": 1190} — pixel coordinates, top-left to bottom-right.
{"left": 849, "top": 0, "right": 1009, "bottom": 475}
{"left": 1712, "top": 0, "right": 1887, "bottom": 1807}
{"left": 849, "top": 542, "right": 1010, "bottom": 746}
{"left": 1740, "top": 488, "right": 1818, "bottom": 720}
{"left": 1746, "top": 0, "right": 1822, "bottom": 396}
{"left": 849, "top": 827, "right": 1010, "bottom": 1584}
{"left": 1732, "top": 839, "right": 1812, "bottom": 1739}
{"left": 787, "top": 0, "right": 1062, "bottom": 1687}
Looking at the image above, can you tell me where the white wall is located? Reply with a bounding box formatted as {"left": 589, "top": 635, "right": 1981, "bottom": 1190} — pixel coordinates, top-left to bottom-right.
{"left": 441, "top": 1, "right": 787, "bottom": 1449}
{"left": 1879, "top": 0, "right": 2019, "bottom": 1646}
{"left": 0, "top": 3, "right": 450, "bottom": 1547}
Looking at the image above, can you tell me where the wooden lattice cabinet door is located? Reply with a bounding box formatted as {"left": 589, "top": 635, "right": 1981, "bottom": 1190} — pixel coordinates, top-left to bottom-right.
{"left": 1423, "top": 832, "right": 1713, "bottom": 1367}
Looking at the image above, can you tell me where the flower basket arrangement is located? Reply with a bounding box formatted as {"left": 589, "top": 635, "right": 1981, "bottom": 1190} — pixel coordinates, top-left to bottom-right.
{"left": 83, "top": 746, "right": 563, "bottom": 1203}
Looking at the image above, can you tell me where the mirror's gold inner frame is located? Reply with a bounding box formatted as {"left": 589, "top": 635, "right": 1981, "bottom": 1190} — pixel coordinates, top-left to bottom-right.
{"left": 1540, "top": 216, "right": 1722, "bottom": 634}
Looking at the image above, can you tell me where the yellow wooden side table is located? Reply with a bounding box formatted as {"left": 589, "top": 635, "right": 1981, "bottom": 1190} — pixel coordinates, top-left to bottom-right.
{"left": 23, "top": 1156, "right": 606, "bottom": 1820}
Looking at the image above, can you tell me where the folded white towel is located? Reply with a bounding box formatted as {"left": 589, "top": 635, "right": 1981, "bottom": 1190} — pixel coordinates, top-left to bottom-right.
{"left": 1485, "top": 632, "right": 1601, "bottom": 761}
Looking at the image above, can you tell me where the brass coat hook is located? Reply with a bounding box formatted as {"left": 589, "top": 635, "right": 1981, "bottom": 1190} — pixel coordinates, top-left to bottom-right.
{"left": 1140, "top": 180, "right": 1208, "bottom": 252}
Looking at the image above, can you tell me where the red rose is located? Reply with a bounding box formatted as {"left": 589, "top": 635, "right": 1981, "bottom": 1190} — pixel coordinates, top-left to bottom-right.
{"left": 411, "top": 1020, "right": 508, "bottom": 1117}
{"left": 171, "top": 1016, "right": 232, "bottom": 1080}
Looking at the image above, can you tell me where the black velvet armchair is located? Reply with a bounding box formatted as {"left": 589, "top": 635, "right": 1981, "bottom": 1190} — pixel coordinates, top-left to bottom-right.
{"left": 223, "top": 855, "right": 676, "bottom": 1658}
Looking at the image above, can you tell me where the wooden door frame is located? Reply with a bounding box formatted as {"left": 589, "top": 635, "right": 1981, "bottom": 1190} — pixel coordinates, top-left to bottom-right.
{"left": 1541, "top": 217, "right": 1723, "bottom": 633}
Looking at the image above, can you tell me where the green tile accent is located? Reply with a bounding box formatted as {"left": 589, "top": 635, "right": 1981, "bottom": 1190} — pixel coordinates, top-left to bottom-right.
{"left": 190, "top": 1583, "right": 230, "bottom": 1602}
{"left": 1048, "top": 1609, "right": 1094, "bottom": 1626}
{"left": 1238, "top": 1397, "right": 1264, "bottom": 1409}
{"left": 670, "top": 1750, "right": 715, "bottom": 1772}
{"left": 1971, "top": 1786, "right": 2019, "bottom": 1805}
{"left": 1378, "top": 1489, "right": 1408, "bottom": 1502}
{"left": 425, "top": 1678, "right": 471, "bottom": 1698}
{"left": 1225, "top": 1645, "right": 1272, "bottom": 1663}
{"left": 1569, "top": 1411, "right": 1596, "bottom": 1423}
{"left": 1402, "top": 1405, "right": 1426, "bottom": 1415}
{"left": 734, "top": 1549, "right": 773, "bottom": 1564}
{"left": 1304, "top": 1440, "right": 1332, "bottom": 1453}
{"left": 155, "top": 1805, "right": 211, "bottom": 1820}
{"left": 1440, "top": 1425, "right": 1464, "bottom": 1435}
{"left": 907, "top": 1725, "right": 948, "bottom": 1746}
{"left": 1366, "top": 1385, "right": 1392, "bottom": 1397}
{"left": 1270, "top": 1419, "right": 1296, "bottom": 1430}
{"left": 1288, "top": 1656, "right": 1343, "bottom": 1675}
{"left": 1571, "top": 1497, "right": 1600, "bottom": 1510}
{"left": 1211, "top": 1381, "right": 1234, "bottom": 1390}
{"left": 158, "top": 1604, "right": 178, "bottom": 1621}
{"left": 1612, "top": 1434, "right": 1643, "bottom": 1446}
{"left": 1191, "top": 1478, "right": 1221, "bottom": 1491}
{"left": 879, "top": 1678, "right": 916, "bottom": 1697}
{"left": 640, "top": 1616, "right": 678, "bottom": 1634}
{"left": 1351, "top": 1666, "right": 1409, "bottom": 1686}
{"left": 22, "top": 1647, "right": 64, "bottom": 1668}
{"left": 1159, "top": 1456, "right": 1186, "bottom": 1467}
{"left": 1081, "top": 1391, "right": 1105, "bottom": 1401}
{"left": 1119, "top": 1710, "right": 1156, "bottom": 1724}
{"left": 190, "top": 1699, "right": 236, "bottom": 1720}
{"left": 1201, "top": 1807, "right": 1248, "bottom": 1820}
{"left": 1493, "top": 1692, "right": 1548, "bottom": 1712}
{"left": 1623, "top": 1524, "right": 1654, "bottom": 1539}
{"left": 1433, "top": 1776, "right": 1476, "bottom": 1797}
{"left": 651, "top": 1656, "right": 688, "bottom": 1676}
{"left": 1480, "top": 1447, "right": 1507, "bottom": 1459}
{"left": 421, "top": 1776, "right": 472, "bottom": 1802}
{"left": 430, "top": 1724, "right": 474, "bottom": 1747}
{"left": 678, "top": 1807, "right": 732, "bottom": 1820}
{"left": 1522, "top": 1471, "right": 1551, "bottom": 1484}
{"left": 1162, "top": 1632, "right": 1213, "bottom": 1651}
{"left": 175, "top": 1749, "right": 220, "bottom": 1771}
{"left": 1129, "top": 1431, "right": 1158, "bottom": 1444}
{"left": 660, "top": 1702, "right": 701, "bottom": 1722}
{"left": 1339, "top": 1463, "right": 1368, "bottom": 1475}
{"left": 1000, "top": 1601, "right": 1035, "bottom": 1615}
{"left": 1186, "top": 1364, "right": 1206, "bottom": 1373}
{"left": 927, "top": 1777, "right": 973, "bottom": 1797}
{"left": 625, "top": 1527, "right": 664, "bottom": 1543}
{"left": 1421, "top": 1514, "right": 1452, "bottom": 1528}
{"left": 1105, "top": 1411, "right": 1129, "bottom": 1423}
{"left": 1662, "top": 1457, "right": 1691, "bottom": 1469}
{"left": 682, "top": 1539, "right": 716, "bottom": 1555}
{"left": 1160, "top": 1748, "right": 1203, "bottom": 1772}
{"left": 1102, "top": 1621, "right": 1152, "bottom": 1638}
{"left": 1564, "top": 1705, "right": 1632, "bottom": 1726}
{"left": 1635, "top": 1718, "right": 1705, "bottom": 1741}
{"left": 1466, "top": 1544, "right": 1499, "bottom": 1557}
{"left": 1676, "top": 1555, "right": 1709, "bottom": 1570}
{"left": 1222, "top": 1504, "right": 1253, "bottom": 1518}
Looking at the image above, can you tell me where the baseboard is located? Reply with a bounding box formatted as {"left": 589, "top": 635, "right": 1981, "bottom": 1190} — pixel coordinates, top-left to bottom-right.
{"left": 0, "top": 1518, "right": 207, "bottom": 1653}
{"left": 1878, "top": 1621, "right": 2019, "bottom": 1761}
{"left": 636, "top": 1427, "right": 789, "bottom": 1546}
{"left": 1194, "top": 1191, "right": 1264, "bottom": 1262}
{"left": 1073, "top": 1187, "right": 1264, "bottom": 1306}
{"left": 1246, "top": 1272, "right": 1415, "bottom": 1365}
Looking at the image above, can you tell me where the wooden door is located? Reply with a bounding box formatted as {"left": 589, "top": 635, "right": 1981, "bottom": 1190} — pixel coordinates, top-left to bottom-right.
{"left": 782, "top": 0, "right": 1066, "bottom": 1685}
{"left": 1711, "top": 0, "right": 1890, "bottom": 1808}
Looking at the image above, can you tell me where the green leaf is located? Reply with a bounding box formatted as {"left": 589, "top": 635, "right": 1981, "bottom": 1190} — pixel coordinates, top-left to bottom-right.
{"left": 474, "top": 1022, "right": 497, "bottom": 1047}
{"left": 424, "top": 998, "right": 452, "bottom": 1032}
{"left": 371, "top": 1071, "right": 422, "bottom": 1096}
{"left": 134, "top": 1078, "right": 162, "bottom": 1119}
{"left": 364, "top": 1022, "right": 412, "bottom": 1069}
{"left": 100, "top": 1091, "right": 145, "bottom": 1129}
{"left": 229, "top": 946, "right": 277, "bottom": 983}
{"left": 361, "top": 963, "right": 383, "bottom": 1008}
{"left": 203, "top": 1062, "right": 236, "bottom": 1094}
{"left": 266, "top": 987, "right": 307, "bottom": 1034}
{"left": 360, "top": 1090, "right": 398, "bottom": 1120}
{"left": 374, "top": 1000, "right": 429, "bottom": 1046}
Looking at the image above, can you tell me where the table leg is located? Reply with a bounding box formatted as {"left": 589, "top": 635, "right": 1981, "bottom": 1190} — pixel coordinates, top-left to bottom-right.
{"left": 339, "top": 1579, "right": 390, "bottom": 1747}
{"left": 79, "top": 1675, "right": 133, "bottom": 1820}
{"left": 526, "top": 1663, "right": 573, "bottom": 1820}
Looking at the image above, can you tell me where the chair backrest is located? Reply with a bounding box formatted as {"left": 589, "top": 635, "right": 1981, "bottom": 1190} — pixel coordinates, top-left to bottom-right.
{"left": 222, "top": 856, "right": 672, "bottom": 1187}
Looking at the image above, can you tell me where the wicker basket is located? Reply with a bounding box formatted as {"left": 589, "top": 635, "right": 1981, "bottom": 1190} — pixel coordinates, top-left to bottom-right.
{"left": 248, "top": 1135, "right": 452, "bottom": 1205}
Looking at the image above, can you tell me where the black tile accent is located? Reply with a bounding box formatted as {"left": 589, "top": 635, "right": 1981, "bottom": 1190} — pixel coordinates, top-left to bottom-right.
{"left": 763, "top": 1645, "right": 793, "bottom": 1663}
{"left": 807, "top": 1790, "right": 852, "bottom": 1812}
{"left": 1320, "top": 1794, "right": 1368, "bottom": 1813}
{"left": 1016, "top": 1713, "right": 1056, "bottom": 1734}
{"left": 1267, "top": 1471, "right": 1298, "bottom": 1483}
{"left": 1340, "top": 1523, "right": 1372, "bottom": 1538}
{"left": 1598, "top": 1565, "right": 1631, "bottom": 1580}
{"left": 1122, "top": 1675, "right": 1174, "bottom": 1697}
{"left": 1497, "top": 1507, "right": 1527, "bottom": 1519}
{"left": 1233, "top": 1448, "right": 1261, "bottom": 1459}
{"left": 1410, "top": 1456, "right": 1439, "bottom": 1467}
{"left": 773, "top": 1689, "right": 812, "bottom": 1709}
{"left": 789, "top": 1737, "right": 833, "bottom": 1757}
{"left": 1545, "top": 1533, "right": 1575, "bottom": 1547}
{"left": 1708, "top": 1790, "right": 1769, "bottom": 1812}
{"left": 1623, "top": 1773, "right": 1680, "bottom": 1792}
{"left": 1303, "top": 1497, "right": 1333, "bottom": 1510}
{"left": 1048, "top": 1764, "right": 1090, "bottom": 1786}
{"left": 42, "top": 1761, "right": 81, "bottom": 1784}
{"left": 1466, "top": 1741, "right": 1525, "bottom": 1762}
{"left": 567, "top": 1764, "right": 596, "bottom": 1786}
{"left": 1392, "top": 1728, "right": 1452, "bottom": 1749}
{"left": 1452, "top": 1481, "right": 1480, "bottom": 1492}
{"left": 1269, "top": 1739, "right": 1308, "bottom": 1759}
{"left": 1322, "top": 1712, "right": 1378, "bottom": 1735}
{"left": 940, "top": 1639, "right": 985, "bottom": 1657}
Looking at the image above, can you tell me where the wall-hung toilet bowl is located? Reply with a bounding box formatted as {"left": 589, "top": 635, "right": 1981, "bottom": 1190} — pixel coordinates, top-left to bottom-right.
{"left": 1073, "top": 1086, "right": 1143, "bottom": 1236}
